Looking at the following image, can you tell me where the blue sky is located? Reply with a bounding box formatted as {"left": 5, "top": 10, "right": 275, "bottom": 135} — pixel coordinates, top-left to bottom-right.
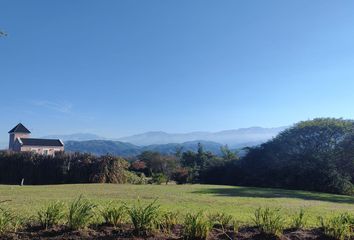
{"left": 1, "top": 0, "right": 354, "bottom": 141}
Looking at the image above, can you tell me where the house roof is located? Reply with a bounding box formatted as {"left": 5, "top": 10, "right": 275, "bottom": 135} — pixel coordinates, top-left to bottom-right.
{"left": 18, "top": 138, "right": 64, "bottom": 147}
{"left": 8, "top": 123, "right": 31, "bottom": 134}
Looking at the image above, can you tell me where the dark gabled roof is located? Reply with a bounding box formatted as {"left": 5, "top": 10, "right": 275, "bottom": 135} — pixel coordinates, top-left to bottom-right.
{"left": 19, "top": 138, "right": 64, "bottom": 147}
{"left": 9, "top": 123, "right": 31, "bottom": 134}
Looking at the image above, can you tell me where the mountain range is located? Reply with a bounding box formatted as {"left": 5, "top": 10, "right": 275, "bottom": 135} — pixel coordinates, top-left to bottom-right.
{"left": 64, "top": 140, "right": 225, "bottom": 157}
{"left": 117, "top": 127, "right": 286, "bottom": 147}
{"left": 57, "top": 127, "right": 287, "bottom": 156}
{"left": 0, "top": 127, "right": 287, "bottom": 155}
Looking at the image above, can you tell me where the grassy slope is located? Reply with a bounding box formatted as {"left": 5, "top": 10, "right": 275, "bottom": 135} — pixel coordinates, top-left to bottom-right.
{"left": 0, "top": 184, "right": 353, "bottom": 227}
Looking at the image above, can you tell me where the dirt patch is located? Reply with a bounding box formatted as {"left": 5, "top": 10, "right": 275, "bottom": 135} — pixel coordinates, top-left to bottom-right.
{"left": 0, "top": 225, "right": 348, "bottom": 240}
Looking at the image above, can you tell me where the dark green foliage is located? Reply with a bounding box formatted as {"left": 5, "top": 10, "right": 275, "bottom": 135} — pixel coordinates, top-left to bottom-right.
{"left": 238, "top": 118, "right": 354, "bottom": 195}
{"left": 0, "top": 152, "right": 131, "bottom": 185}
{"left": 37, "top": 201, "right": 65, "bottom": 229}
{"left": 137, "top": 151, "right": 178, "bottom": 181}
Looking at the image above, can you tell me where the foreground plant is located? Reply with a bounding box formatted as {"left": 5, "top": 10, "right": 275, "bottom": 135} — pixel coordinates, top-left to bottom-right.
{"left": 0, "top": 207, "right": 19, "bottom": 234}
{"left": 291, "top": 209, "right": 307, "bottom": 229}
{"left": 209, "top": 212, "right": 234, "bottom": 227}
{"left": 101, "top": 202, "right": 127, "bottom": 227}
{"left": 67, "top": 195, "right": 96, "bottom": 230}
{"left": 209, "top": 212, "right": 237, "bottom": 240}
{"left": 159, "top": 211, "right": 179, "bottom": 234}
{"left": 126, "top": 199, "right": 160, "bottom": 235}
{"left": 319, "top": 213, "right": 352, "bottom": 240}
{"left": 183, "top": 211, "right": 212, "bottom": 240}
{"left": 253, "top": 207, "right": 285, "bottom": 237}
{"left": 37, "top": 201, "right": 65, "bottom": 229}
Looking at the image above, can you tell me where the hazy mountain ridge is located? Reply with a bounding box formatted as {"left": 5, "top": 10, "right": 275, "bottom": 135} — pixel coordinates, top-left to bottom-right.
{"left": 42, "top": 133, "right": 105, "bottom": 141}
{"left": 117, "top": 127, "right": 287, "bottom": 147}
{"left": 0, "top": 127, "right": 286, "bottom": 152}
{"left": 65, "top": 140, "right": 225, "bottom": 157}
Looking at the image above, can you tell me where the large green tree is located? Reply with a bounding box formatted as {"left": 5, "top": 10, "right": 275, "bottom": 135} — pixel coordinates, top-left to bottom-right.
{"left": 240, "top": 118, "right": 354, "bottom": 195}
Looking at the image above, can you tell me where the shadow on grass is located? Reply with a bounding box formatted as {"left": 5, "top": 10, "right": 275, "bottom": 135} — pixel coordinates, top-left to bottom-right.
{"left": 193, "top": 186, "right": 354, "bottom": 204}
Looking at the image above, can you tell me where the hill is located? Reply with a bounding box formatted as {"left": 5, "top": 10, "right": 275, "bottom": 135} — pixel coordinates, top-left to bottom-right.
{"left": 65, "top": 140, "right": 224, "bottom": 156}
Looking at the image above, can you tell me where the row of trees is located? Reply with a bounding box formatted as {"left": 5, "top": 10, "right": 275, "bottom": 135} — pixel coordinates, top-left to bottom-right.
{"left": 0, "top": 152, "right": 134, "bottom": 185}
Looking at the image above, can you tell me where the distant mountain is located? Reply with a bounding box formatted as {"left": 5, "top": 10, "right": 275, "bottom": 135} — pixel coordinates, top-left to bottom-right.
{"left": 42, "top": 133, "right": 105, "bottom": 141}
{"left": 117, "top": 127, "right": 287, "bottom": 147}
{"left": 65, "top": 140, "right": 141, "bottom": 156}
{"left": 65, "top": 140, "right": 224, "bottom": 157}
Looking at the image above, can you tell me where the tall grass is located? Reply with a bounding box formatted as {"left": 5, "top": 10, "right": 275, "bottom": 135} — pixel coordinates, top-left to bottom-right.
{"left": 101, "top": 203, "right": 127, "bottom": 227}
{"left": 0, "top": 203, "right": 21, "bottom": 234}
{"left": 319, "top": 213, "right": 353, "bottom": 240}
{"left": 183, "top": 212, "right": 212, "bottom": 240}
{"left": 159, "top": 211, "right": 179, "bottom": 234}
{"left": 67, "top": 195, "right": 96, "bottom": 230}
{"left": 0, "top": 208, "right": 15, "bottom": 234}
{"left": 291, "top": 209, "right": 307, "bottom": 229}
{"left": 253, "top": 207, "right": 285, "bottom": 237}
{"left": 209, "top": 212, "right": 237, "bottom": 240}
{"left": 126, "top": 199, "right": 160, "bottom": 235}
{"left": 37, "top": 201, "right": 65, "bottom": 229}
{"left": 209, "top": 212, "right": 234, "bottom": 227}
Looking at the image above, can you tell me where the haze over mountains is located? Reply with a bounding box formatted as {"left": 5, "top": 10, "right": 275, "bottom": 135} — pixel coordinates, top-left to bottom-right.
{"left": 0, "top": 127, "right": 287, "bottom": 154}
{"left": 44, "top": 127, "right": 287, "bottom": 156}
{"left": 117, "top": 127, "right": 287, "bottom": 147}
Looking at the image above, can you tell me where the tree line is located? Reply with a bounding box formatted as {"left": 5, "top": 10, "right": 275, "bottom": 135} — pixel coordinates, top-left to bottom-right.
{"left": 0, "top": 118, "right": 353, "bottom": 195}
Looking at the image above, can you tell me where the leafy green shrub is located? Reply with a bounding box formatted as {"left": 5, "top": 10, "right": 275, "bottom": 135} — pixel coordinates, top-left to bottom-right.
{"left": 291, "top": 209, "right": 307, "bottom": 229}
{"left": 208, "top": 212, "right": 233, "bottom": 227}
{"left": 67, "top": 195, "right": 96, "bottom": 230}
{"left": 319, "top": 213, "right": 352, "bottom": 240}
{"left": 159, "top": 211, "right": 179, "bottom": 234}
{"left": 125, "top": 171, "right": 147, "bottom": 184}
{"left": 101, "top": 203, "right": 127, "bottom": 227}
{"left": 253, "top": 207, "right": 285, "bottom": 237}
{"left": 126, "top": 199, "right": 160, "bottom": 235}
{"left": 37, "top": 201, "right": 65, "bottom": 229}
{"left": 183, "top": 212, "right": 212, "bottom": 240}
{"left": 151, "top": 173, "right": 168, "bottom": 185}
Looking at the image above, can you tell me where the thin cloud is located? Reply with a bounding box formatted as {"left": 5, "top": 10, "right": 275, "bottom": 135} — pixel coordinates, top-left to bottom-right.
{"left": 32, "top": 100, "right": 73, "bottom": 113}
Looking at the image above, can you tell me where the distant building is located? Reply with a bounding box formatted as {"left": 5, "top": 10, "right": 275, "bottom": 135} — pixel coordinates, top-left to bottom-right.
{"left": 8, "top": 123, "right": 64, "bottom": 156}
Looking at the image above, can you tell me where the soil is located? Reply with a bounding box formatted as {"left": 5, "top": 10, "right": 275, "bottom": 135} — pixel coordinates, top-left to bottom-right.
{"left": 0, "top": 225, "right": 349, "bottom": 240}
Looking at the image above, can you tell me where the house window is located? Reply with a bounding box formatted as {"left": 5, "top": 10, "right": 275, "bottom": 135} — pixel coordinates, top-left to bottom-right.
{"left": 43, "top": 149, "right": 49, "bottom": 155}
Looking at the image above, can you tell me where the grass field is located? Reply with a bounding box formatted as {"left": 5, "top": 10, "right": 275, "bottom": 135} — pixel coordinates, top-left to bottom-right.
{"left": 0, "top": 184, "right": 353, "bottom": 227}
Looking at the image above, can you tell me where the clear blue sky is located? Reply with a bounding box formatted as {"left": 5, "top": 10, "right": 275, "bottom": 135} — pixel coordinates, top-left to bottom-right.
{"left": 1, "top": 0, "right": 354, "bottom": 141}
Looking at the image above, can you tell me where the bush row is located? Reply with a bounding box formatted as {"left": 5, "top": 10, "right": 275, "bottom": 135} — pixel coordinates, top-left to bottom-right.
{"left": 0, "top": 198, "right": 353, "bottom": 240}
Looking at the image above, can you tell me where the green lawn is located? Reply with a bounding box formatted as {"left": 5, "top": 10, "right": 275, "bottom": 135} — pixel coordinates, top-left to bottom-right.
{"left": 0, "top": 184, "right": 353, "bottom": 227}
